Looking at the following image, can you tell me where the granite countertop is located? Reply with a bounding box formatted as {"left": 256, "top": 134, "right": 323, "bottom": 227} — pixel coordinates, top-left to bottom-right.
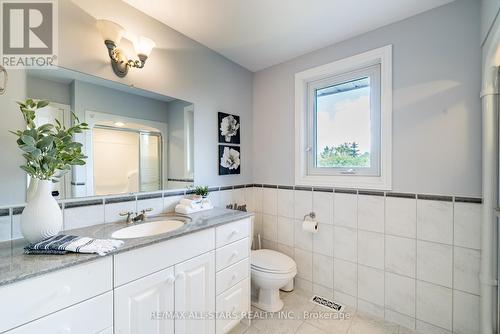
{"left": 0, "top": 208, "right": 253, "bottom": 287}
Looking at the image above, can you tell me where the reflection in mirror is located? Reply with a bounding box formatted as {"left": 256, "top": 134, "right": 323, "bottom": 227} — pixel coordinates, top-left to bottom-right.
{"left": 25, "top": 67, "right": 194, "bottom": 200}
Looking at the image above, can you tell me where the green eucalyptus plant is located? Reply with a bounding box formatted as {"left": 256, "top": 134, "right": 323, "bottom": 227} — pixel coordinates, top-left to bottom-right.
{"left": 193, "top": 185, "right": 209, "bottom": 197}
{"left": 11, "top": 99, "right": 89, "bottom": 182}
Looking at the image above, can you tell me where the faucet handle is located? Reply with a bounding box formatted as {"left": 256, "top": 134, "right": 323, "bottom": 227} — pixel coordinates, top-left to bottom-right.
{"left": 141, "top": 208, "right": 153, "bottom": 214}
{"left": 119, "top": 211, "right": 134, "bottom": 223}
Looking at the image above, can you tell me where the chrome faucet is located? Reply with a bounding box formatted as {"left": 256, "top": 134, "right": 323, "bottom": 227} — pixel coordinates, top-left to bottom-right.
{"left": 119, "top": 208, "right": 153, "bottom": 224}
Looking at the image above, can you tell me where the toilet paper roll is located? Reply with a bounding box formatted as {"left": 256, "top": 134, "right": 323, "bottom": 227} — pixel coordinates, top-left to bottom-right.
{"left": 302, "top": 218, "right": 318, "bottom": 233}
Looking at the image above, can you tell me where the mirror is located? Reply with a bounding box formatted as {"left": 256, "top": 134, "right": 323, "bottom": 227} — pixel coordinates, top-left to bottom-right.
{"left": 24, "top": 67, "right": 194, "bottom": 200}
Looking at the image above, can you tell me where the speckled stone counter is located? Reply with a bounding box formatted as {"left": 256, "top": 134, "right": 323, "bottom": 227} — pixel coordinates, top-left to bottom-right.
{"left": 0, "top": 208, "right": 252, "bottom": 287}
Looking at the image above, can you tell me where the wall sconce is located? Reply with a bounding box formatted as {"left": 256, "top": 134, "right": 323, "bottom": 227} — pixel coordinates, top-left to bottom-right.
{"left": 96, "top": 19, "right": 156, "bottom": 78}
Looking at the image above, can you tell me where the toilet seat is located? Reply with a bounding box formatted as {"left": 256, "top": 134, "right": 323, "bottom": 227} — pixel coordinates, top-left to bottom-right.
{"left": 251, "top": 249, "right": 296, "bottom": 274}
{"left": 250, "top": 249, "right": 298, "bottom": 312}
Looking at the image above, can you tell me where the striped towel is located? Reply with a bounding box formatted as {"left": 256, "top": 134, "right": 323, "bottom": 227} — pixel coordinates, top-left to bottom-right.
{"left": 24, "top": 235, "right": 124, "bottom": 256}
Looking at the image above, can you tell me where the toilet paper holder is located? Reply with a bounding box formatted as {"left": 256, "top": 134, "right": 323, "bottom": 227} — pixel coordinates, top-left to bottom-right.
{"left": 304, "top": 212, "right": 316, "bottom": 220}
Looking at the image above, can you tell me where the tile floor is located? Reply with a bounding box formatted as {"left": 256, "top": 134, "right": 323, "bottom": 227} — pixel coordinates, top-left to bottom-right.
{"left": 232, "top": 289, "right": 414, "bottom": 334}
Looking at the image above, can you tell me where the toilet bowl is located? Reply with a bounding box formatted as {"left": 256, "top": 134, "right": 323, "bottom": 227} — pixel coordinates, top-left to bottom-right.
{"left": 250, "top": 249, "right": 297, "bottom": 312}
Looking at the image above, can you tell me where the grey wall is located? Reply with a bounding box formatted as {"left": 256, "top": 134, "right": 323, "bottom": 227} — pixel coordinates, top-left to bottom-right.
{"left": 0, "top": 0, "right": 253, "bottom": 206}
{"left": 252, "top": 0, "right": 481, "bottom": 197}
{"left": 481, "top": 0, "right": 500, "bottom": 44}
{"left": 59, "top": 0, "right": 253, "bottom": 189}
{"left": 71, "top": 80, "right": 170, "bottom": 123}
{"left": 26, "top": 77, "right": 71, "bottom": 105}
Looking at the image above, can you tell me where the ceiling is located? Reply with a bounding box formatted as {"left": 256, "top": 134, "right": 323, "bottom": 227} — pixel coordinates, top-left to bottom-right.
{"left": 122, "top": 0, "right": 454, "bottom": 72}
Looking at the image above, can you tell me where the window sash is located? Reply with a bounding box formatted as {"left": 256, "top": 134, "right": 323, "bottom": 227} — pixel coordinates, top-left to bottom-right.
{"left": 306, "top": 64, "right": 381, "bottom": 177}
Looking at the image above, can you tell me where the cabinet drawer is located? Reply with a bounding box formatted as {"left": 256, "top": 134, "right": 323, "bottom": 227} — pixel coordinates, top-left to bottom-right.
{"left": 216, "top": 258, "right": 249, "bottom": 295}
{"left": 0, "top": 257, "right": 112, "bottom": 333}
{"left": 114, "top": 228, "right": 215, "bottom": 286}
{"left": 216, "top": 238, "right": 249, "bottom": 272}
{"left": 215, "top": 218, "right": 250, "bottom": 248}
{"left": 216, "top": 278, "right": 250, "bottom": 334}
{"left": 5, "top": 291, "right": 113, "bottom": 334}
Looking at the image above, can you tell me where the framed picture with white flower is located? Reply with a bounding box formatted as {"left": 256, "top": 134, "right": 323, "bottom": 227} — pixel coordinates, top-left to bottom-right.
{"left": 218, "top": 112, "right": 240, "bottom": 144}
{"left": 219, "top": 145, "right": 241, "bottom": 175}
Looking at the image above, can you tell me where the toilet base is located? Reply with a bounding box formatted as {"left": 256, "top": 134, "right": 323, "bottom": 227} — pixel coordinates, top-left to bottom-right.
{"left": 252, "top": 288, "right": 284, "bottom": 312}
{"left": 280, "top": 279, "right": 294, "bottom": 292}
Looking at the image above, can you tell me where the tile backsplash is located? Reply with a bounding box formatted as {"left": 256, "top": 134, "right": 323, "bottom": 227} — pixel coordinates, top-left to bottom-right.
{"left": 0, "top": 183, "right": 482, "bottom": 334}
{"left": 248, "top": 185, "right": 481, "bottom": 334}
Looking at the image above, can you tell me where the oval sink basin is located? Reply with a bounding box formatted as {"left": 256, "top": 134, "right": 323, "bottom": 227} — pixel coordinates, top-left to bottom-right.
{"left": 112, "top": 220, "right": 185, "bottom": 239}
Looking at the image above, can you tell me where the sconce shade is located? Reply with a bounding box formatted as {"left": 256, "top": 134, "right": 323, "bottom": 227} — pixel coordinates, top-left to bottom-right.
{"left": 134, "top": 36, "right": 156, "bottom": 57}
{"left": 96, "top": 19, "right": 124, "bottom": 44}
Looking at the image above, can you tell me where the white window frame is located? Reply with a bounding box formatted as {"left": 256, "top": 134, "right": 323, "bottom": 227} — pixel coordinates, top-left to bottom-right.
{"left": 295, "top": 45, "right": 392, "bottom": 190}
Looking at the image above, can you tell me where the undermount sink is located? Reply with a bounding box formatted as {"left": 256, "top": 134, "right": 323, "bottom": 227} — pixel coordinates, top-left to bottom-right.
{"left": 111, "top": 219, "right": 186, "bottom": 239}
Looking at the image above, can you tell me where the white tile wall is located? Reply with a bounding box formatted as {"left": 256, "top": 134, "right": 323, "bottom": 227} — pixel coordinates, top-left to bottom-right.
{"left": 277, "top": 216, "right": 294, "bottom": 246}
{"left": 312, "top": 191, "right": 333, "bottom": 224}
{"left": 250, "top": 186, "right": 482, "bottom": 334}
{"left": 385, "top": 272, "right": 416, "bottom": 317}
{"left": 313, "top": 223, "right": 334, "bottom": 256}
{"left": 385, "top": 235, "right": 416, "bottom": 277}
{"left": 417, "top": 240, "right": 453, "bottom": 287}
{"left": 333, "top": 258, "right": 357, "bottom": 296}
{"left": 358, "top": 195, "right": 384, "bottom": 233}
{"left": 137, "top": 196, "right": 164, "bottom": 216}
{"left": 417, "top": 199, "right": 453, "bottom": 244}
{"left": 385, "top": 196, "right": 416, "bottom": 238}
{"left": 358, "top": 230, "right": 384, "bottom": 269}
{"left": 262, "top": 187, "right": 277, "bottom": 215}
{"left": 333, "top": 226, "right": 357, "bottom": 262}
{"left": 277, "top": 189, "right": 294, "bottom": 218}
{"left": 453, "top": 290, "right": 480, "bottom": 334}
{"left": 0, "top": 213, "right": 11, "bottom": 241}
{"left": 104, "top": 200, "right": 136, "bottom": 223}
{"left": 333, "top": 193, "right": 357, "bottom": 228}
{"left": 453, "top": 246, "right": 480, "bottom": 294}
{"left": 64, "top": 203, "right": 104, "bottom": 230}
{"left": 453, "top": 202, "right": 481, "bottom": 249}
{"left": 358, "top": 265, "right": 384, "bottom": 306}
{"left": 0, "top": 185, "right": 482, "bottom": 334}
{"left": 416, "top": 280, "right": 453, "bottom": 330}
{"left": 295, "top": 219, "right": 313, "bottom": 251}
{"left": 262, "top": 214, "right": 278, "bottom": 242}
{"left": 294, "top": 190, "right": 313, "bottom": 220}
{"left": 312, "top": 253, "right": 334, "bottom": 289}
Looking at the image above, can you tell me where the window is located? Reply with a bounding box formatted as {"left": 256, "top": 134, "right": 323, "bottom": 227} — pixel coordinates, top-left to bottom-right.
{"left": 295, "top": 46, "right": 392, "bottom": 189}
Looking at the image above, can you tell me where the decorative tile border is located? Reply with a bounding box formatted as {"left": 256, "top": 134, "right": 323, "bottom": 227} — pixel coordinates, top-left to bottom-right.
{"left": 165, "top": 190, "right": 186, "bottom": 197}
{"left": 454, "top": 196, "right": 482, "bottom": 204}
{"left": 64, "top": 199, "right": 104, "bottom": 209}
{"left": 386, "top": 192, "right": 416, "bottom": 199}
{"left": 104, "top": 196, "right": 136, "bottom": 204}
{"left": 335, "top": 188, "right": 357, "bottom": 194}
{"left": 0, "top": 208, "right": 9, "bottom": 217}
{"left": 417, "top": 194, "right": 453, "bottom": 202}
{"left": 358, "top": 190, "right": 385, "bottom": 196}
{"left": 137, "top": 193, "right": 163, "bottom": 200}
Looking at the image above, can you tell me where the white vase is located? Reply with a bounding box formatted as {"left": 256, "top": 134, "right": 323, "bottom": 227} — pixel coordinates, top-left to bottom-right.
{"left": 26, "top": 177, "right": 38, "bottom": 203}
{"left": 21, "top": 179, "right": 63, "bottom": 243}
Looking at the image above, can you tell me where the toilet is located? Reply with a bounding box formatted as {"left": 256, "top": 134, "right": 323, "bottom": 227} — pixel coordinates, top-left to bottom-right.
{"left": 250, "top": 249, "right": 297, "bottom": 312}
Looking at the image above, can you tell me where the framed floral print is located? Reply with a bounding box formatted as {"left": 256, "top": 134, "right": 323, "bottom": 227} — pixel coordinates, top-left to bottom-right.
{"left": 218, "top": 112, "right": 240, "bottom": 144}
{"left": 219, "top": 145, "right": 241, "bottom": 175}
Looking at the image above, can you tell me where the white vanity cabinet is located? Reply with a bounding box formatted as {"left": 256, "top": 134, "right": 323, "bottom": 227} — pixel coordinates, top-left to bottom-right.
{"left": 114, "top": 251, "right": 216, "bottom": 334}
{"left": 174, "top": 251, "right": 215, "bottom": 334}
{"left": 0, "top": 217, "right": 251, "bottom": 334}
{"left": 114, "top": 267, "right": 176, "bottom": 334}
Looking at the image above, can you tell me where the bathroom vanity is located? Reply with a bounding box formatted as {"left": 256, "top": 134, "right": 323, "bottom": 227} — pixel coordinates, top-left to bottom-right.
{"left": 0, "top": 208, "right": 252, "bottom": 334}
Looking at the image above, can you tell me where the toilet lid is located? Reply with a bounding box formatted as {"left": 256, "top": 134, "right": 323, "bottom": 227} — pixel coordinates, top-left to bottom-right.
{"left": 251, "top": 249, "right": 296, "bottom": 273}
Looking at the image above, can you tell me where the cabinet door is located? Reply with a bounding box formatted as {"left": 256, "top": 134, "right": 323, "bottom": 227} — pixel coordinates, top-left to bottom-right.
{"left": 175, "top": 251, "right": 215, "bottom": 334}
{"left": 114, "top": 267, "right": 175, "bottom": 334}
